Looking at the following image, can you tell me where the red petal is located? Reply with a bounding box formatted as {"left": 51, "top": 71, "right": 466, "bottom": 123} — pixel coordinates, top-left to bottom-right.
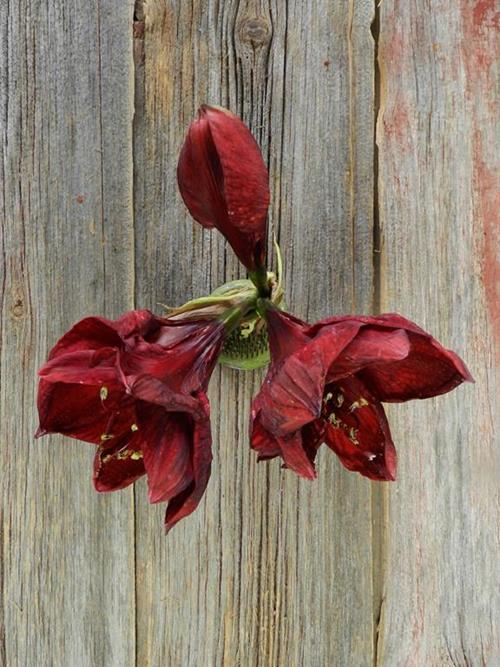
{"left": 202, "top": 106, "right": 269, "bottom": 233}
{"left": 36, "top": 379, "right": 135, "bottom": 444}
{"left": 258, "top": 321, "right": 360, "bottom": 436}
{"left": 164, "top": 410, "right": 213, "bottom": 532}
{"left": 250, "top": 411, "right": 282, "bottom": 461}
{"left": 46, "top": 317, "right": 123, "bottom": 360}
{"left": 177, "top": 113, "right": 224, "bottom": 230}
{"left": 93, "top": 433, "right": 146, "bottom": 492}
{"left": 251, "top": 410, "right": 322, "bottom": 479}
{"left": 305, "top": 312, "right": 472, "bottom": 401}
{"left": 138, "top": 407, "right": 194, "bottom": 503}
{"left": 122, "top": 320, "right": 225, "bottom": 394}
{"left": 308, "top": 312, "right": 429, "bottom": 336}
{"left": 114, "top": 309, "right": 159, "bottom": 339}
{"left": 177, "top": 106, "right": 269, "bottom": 270}
{"left": 358, "top": 332, "right": 473, "bottom": 401}
{"left": 265, "top": 307, "right": 310, "bottom": 364}
{"left": 322, "top": 377, "right": 396, "bottom": 481}
{"left": 277, "top": 431, "right": 317, "bottom": 480}
{"left": 39, "top": 349, "right": 118, "bottom": 385}
{"left": 46, "top": 310, "right": 159, "bottom": 362}
{"left": 328, "top": 327, "right": 410, "bottom": 381}
{"left": 129, "top": 375, "right": 204, "bottom": 418}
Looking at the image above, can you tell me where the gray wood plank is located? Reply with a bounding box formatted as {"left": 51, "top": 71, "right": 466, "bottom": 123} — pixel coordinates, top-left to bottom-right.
{"left": 133, "top": 1, "right": 377, "bottom": 664}
{"left": 0, "top": 2, "right": 136, "bottom": 665}
{"left": 377, "top": 2, "right": 499, "bottom": 664}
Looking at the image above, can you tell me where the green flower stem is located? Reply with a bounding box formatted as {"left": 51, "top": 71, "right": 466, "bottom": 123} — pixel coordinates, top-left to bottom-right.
{"left": 249, "top": 267, "right": 271, "bottom": 298}
{"left": 256, "top": 297, "right": 273, "bottom": 317}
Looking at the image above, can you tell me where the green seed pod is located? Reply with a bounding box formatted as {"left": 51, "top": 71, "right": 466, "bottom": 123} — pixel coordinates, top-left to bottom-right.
{"left": 219, "top": 320, "right": 270, "bottom": 370}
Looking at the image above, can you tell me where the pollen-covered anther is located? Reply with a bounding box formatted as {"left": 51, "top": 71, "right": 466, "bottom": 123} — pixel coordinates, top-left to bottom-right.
{"left": 349, "top": 397, "right": 368, "bottom": 412}
{"left": 349, "top": 427, "right": 360, "bottom": 446}
{"left": 115, "top": 448, "right": 143, "bottom": 461}
{"left": 335, "top": 393, "right": 344, "bottom": 407}
{"left": 100, "top": 433, "right": 113, "bottom": 441}
{"left": 323, "top": 392, "right": 333, "bottom": 404}
{"left": 131, "top": 423, "right": 139, "bottom": 432}
{"left": 328, "top": 411, "right": 342, "bottom": 428}
{"left": 116, "top": 449, "right": 131, "bottom": 460}
{"left": 100, "top": 386, "right": 108, "bottom": 401}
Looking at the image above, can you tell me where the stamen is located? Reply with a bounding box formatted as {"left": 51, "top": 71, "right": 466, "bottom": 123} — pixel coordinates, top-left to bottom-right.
{"left": 100, "top": 386, "right": 108, "bottom": 401}
{"left": 349, "top": 397, "right": 368, "bottom": 412}
{"left": 349, "top": 427, "right": 360, "bottom": 446}
{"left": 328, "top": 412, "right": 342, "bottom": 428}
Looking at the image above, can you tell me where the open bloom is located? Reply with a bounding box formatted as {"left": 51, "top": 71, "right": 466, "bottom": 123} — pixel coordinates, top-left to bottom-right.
{"left": 251, "top": 306, "right": 473, "bottom": 481}
{"left": 37, "top": 310, "right": 225, "bottom": 531}
{"left": 177, "top": 105, "right": 270, "bottom": 272}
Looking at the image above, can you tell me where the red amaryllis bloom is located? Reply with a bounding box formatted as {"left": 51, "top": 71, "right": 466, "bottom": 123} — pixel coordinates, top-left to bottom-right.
{"left": 251, "top": 307, "right": 472, "bottom": 481}
{"left": 37, "top": 310, "right": 225, "bottom": 531}
{"left": 177, "top": 105, "right": 270, "bottom": 272}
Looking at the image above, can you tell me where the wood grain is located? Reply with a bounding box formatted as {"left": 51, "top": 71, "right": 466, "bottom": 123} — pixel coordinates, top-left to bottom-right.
{"left": 1, "top": 1, "right": 136, "bottom": 665}
{"left": 134, "top": 1, "right": 378, "bottom": 665}
{"left": 377, "top": 1, "right": 499, "bottom": 664}
{"left": 1, "top": 0, "right": 498, "bottom": 665}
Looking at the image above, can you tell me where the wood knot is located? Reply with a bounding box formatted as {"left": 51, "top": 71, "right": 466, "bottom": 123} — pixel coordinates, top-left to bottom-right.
{"left": 237, "top": 17, "right": 272, "bottom": 47}
{"left": 11, "top": 298, "right": 25, "bottom": 319}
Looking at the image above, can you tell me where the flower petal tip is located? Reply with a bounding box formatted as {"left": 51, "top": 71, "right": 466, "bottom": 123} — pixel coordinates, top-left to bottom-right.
{"left": 148, "top": 488, "right": 165, "bottom": 505}
{"left": 93, "top": 479, "right": 111, "bottom": 494}
{"left": 164, "top": 510, "right": 181, "bottom": 535}
{"left": 34, "top": 426, "right": 47, "bottom": 439}
{"left": 463, "top": 368, "right": 475, "bottom": 384}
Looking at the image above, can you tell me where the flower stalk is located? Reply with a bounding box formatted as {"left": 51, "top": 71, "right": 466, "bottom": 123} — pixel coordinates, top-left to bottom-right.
{"left": 249, "top": 267, "right": 272, "bottom": 298}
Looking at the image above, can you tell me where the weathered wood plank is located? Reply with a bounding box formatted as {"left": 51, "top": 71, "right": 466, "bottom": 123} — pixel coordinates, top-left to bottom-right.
{"left": 133, "top": 1, "right": 378, "bottom": 664}
{"left": 0, "top": 2, "right": 136, "bottom": 665}
{"left": 3, "top": 0, "right": 496, "bottom": 664}
{"left": 377, "top": 1, "right": 499, "bottom": 664}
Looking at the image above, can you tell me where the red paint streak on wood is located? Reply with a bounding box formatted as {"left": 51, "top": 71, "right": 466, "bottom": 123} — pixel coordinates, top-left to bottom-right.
{"left": 473, "top": 0, "right": 500, "bottom": 29}
{"left": 473, "top": 131, "right": 500, "bottom": 361}
{"left": 383, "top": 100, "right": 411, "bottom": 150}
{"left": 462, "top": 1, "right": 500, "bottom": 361}
{"left": 461, "top": 0, "right": 499, "bottom": 91}
{"left": 382, "top": 30, "right": 405, "bottom": 67}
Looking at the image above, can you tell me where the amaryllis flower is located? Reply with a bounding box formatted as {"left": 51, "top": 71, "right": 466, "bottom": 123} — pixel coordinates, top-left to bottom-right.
{"left": 177, "top": 105, "right": 270, "bottom": 273}
{"left": 37, "top": 309, "right": 226, "bottom": 531}
{"left": 251, "top": 305, "right": 472, "bottom": 481}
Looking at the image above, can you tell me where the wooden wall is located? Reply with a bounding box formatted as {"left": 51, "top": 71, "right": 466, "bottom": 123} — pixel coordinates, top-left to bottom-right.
{"left": 1, "top": 1, "right": 498, "bottom": 664}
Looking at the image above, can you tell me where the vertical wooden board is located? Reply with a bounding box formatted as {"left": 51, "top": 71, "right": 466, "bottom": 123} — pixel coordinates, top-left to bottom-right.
{"left": 377, "top": 1, "right": 499, "bottom": 664}
{"left": 134, "top": 1, "right": 378, "bottom": 664}
{"left": 0, "top": 2, "right": 136, "bottom": 665}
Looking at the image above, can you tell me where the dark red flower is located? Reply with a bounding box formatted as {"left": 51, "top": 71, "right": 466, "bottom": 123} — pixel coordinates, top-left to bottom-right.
{"left": 37, "top": 309, "right": 225, "bottom": 531}
{"left": 251, "top": 307, "right": 473, "bottom": 481}
{"left": 177, "top": 105, "right": 270, "bottom": 272}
